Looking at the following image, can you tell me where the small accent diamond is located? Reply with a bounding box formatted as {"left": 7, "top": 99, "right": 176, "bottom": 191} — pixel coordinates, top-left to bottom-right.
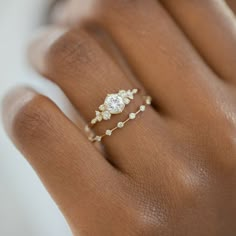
{"left": 123, "top": 97, "right": 130, "bottom": 105}
{"left": 146, "top": 96, "right": 152, "bottom": 105}
{"left": 91, "top": 118, "right": 97, "bottom": 124}
{"left": 102, "top": 111, "right": 111, "bottom": 120}
{"left": 140, "top": 105, "right": 146, "bottom": 112}
{"left": 127, "top": 90, "right": 134, "bottom": 99}
{"left": 95, "top": 111, "right": 103, "bottom": 122}
{"left": 97, "top": 115, "right": 102, "bottom": 122}
{"left": 85, "top": 125, "right": 90, "bottom": 132}
{"left": 106, "top": 130, "right": 112, "bottom": 136}
{"left": 99, "top": 104, "right": 105, "bottom": 111}
{"left": 95, "top": 136, "right": 102, "bottom": 142}
{"left": 129, "top": 113, "right": 136, "bottom": 119}
{"left": 117, "top": 122, "right": 124, "bottom": 128}
{"left": 118, "top": 90, "right": 127, "bottom": 97}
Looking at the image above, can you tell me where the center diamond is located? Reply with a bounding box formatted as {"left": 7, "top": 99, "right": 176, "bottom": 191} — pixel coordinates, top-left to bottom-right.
{"left": 104, "top": 94, "right": 125, "bottom": 114}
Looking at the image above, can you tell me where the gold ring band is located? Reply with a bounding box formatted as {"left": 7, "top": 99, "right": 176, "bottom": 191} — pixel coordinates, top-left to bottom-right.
{"left": 88, "top": 96, "right": 152, "bottom": 142}
{"left": 84, "top": 89, "right": 151, "bottom": 142}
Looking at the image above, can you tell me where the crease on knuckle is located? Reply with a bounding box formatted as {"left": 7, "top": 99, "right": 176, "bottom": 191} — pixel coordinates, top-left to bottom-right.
{"left": 46, "top": 30, "right": 95, "bottom": 80}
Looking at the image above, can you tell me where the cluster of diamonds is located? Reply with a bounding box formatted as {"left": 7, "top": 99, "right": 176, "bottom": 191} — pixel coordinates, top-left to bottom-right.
{"left": 89, "top": 96, "right": 152, "bottom": 142}
{"left": 90, "top": 89, "right": 138, "bottom": 125}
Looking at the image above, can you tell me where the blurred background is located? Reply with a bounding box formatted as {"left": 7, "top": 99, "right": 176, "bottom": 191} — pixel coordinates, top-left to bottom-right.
{"left": 0, "top": 0, "right": 73, "bottom": 235}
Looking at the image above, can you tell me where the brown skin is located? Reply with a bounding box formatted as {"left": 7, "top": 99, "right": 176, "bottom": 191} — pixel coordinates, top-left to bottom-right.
{"left": 2, "top": 0, "right": 236, "bottom": 235}
{"left": 226, "top": 0, "right": 236, "bottom": 13}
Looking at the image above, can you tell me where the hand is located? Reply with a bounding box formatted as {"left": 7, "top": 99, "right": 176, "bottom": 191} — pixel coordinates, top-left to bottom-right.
{"left": 3, "top": 1, "right": 236, "bottom": 235}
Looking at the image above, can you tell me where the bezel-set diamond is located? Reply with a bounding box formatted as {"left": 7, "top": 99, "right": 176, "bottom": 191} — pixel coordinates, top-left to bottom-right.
{"left": 117, "top": 122, "right": 124, "bottom": 128}
{"left": 140, "top": 105, "right": 146, "bottom": 112}
{"left": 129, "top": 113, "right": 136, "bottom": 120}
{"left": 106, "top": 130, "right": 112, "bottom": 136}
{"left": 146, "top": 96, "right": 152, "bottom": 105}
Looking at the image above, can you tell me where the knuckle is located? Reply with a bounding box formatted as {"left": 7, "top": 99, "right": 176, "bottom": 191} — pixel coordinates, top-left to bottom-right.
{"left": 129, "top": 199, "right": 170, "bottom": 236}
{"left": 186, "top": 103, "right": 236, "bottom": 178}
{"left": 13, "top": 95, "right": 54, "bottom": 143}
{"left": 46, "top": 29, "right": 95, "bottom": 80}
{"left": 123, "top": 185, "right": 170, "bottom": 235}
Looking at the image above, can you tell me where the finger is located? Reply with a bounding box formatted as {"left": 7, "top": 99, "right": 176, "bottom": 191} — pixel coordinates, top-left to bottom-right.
{"left": 28, "top": 26, "right": 171, "bottom": 178}
{"left": 2, "top": 87, "right": 119, "bottom": 234}
{"left": 226, "top": 0, "right": 236, "bottom": 14}
{"left": 94, "top": 0, "right": 220, "bottom": 118}
{"left": 50, "top": 0, "right": 69, "bottom": 25}
{"left": 161, "top": 0, "right": 236, "bottom": 83}
{"left": 50, "top": 0, "right": 96, "bottom": 26}
{"left": 28, "top": 26, "right": 67, "bottom": 74}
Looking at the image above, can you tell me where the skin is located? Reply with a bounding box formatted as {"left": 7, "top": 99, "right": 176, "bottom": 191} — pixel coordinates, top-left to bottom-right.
{"left": 2, "top": 0, "right": 236, "bottom": 235}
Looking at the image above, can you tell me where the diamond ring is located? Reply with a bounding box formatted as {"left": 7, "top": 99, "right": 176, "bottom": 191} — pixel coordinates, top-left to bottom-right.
{"left": 88, "top": 95, "right": 152, "bottom": 142}
{"left": 84, "top": 88, "right": 152, "bottom": 142}
{"left": 89, "top": 89, "right": 138, "bottom": 125}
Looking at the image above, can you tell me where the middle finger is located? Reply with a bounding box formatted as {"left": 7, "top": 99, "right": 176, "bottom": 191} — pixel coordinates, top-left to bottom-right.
{"left": 94, "top": 0, "right": 223, "bottom": 119}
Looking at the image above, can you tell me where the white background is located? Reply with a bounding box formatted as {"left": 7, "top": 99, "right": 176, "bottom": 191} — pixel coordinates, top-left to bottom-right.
{"left": 0, "top": 0, "right": 73, "bottom": 235}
